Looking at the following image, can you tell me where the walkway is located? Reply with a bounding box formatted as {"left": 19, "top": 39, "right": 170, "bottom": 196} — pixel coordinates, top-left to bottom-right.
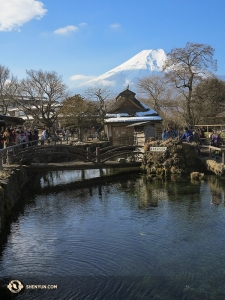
{"left": 23, "top": 161, "right": 142, "bottom": 171}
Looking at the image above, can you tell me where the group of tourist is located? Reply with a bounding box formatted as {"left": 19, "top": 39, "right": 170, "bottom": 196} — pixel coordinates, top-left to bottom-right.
{"left": 161, "top": 125, "right": 224, "bottom": 157}
{"left": 162, "top": 126, "right": 194, "bottom": 142}
{"left": 162, "top": 125, "right": 222, "bottom": 145}
{"left": 0, "top": 127, "right": 40, "bottom": 149}
{"left": 0, "top": 126, "right": 75, "bottom": 149}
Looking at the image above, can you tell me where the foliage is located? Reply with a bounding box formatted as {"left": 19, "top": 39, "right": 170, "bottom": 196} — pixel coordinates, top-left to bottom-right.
{"left": 57, "top": 94, "right": 98, "bottom": 141}
{"left": 193, "top": 77, "right": 225, "bottom": 122}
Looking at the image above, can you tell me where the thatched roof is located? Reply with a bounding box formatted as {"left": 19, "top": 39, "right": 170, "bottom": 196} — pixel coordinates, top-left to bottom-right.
{"left": 108, "top": 88, "right": 149, "bottom": 114}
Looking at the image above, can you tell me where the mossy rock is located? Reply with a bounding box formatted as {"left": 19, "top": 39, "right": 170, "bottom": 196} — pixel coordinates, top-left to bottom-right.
{"left": 190, "top": 172, "right": 204, "bottom": 180}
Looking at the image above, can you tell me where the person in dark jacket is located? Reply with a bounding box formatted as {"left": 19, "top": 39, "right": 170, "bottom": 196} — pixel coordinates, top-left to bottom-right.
{"left": 180, "top": 127, "right": 193, "bottom": 143}
{"left": 32, "top": 127, "right": 39, "bottom": 146}
{"left": 165, "top": 126, "right": 177, "bottom": 140}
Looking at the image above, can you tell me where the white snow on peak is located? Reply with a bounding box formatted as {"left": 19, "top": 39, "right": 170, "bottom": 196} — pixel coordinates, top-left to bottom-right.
{"left": 72, "top": 49, "right": 167, "bottom": 93}
{"left": 113, "top": 49, "right": 166, "bottom": 72}
{"left": 91, "top": 49, "right": 166, "bottom": 81}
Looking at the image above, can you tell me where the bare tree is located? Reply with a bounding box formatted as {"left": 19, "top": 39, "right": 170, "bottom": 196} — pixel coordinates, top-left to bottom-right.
{"left": 136, "top": 73, "right": 168, "bottom": 114}
{"left": 84, "top": 86, "right": 112, "bottom": 132}
{"left": 163, "top": 42, "right": 217, "bottom": 126}
{"left": 16, "top": 69, "right": 68, "bottom": 128}
{"left": 0, "top": 65, "right": 18, "bottom": 114}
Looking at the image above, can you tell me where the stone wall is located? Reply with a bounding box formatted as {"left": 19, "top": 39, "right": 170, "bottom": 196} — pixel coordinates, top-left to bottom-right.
{"left": 142, "top": 138, "right": 205, "bottom": 177}
{"left": 0, "top": 166, "right": 28, "bottom": 233}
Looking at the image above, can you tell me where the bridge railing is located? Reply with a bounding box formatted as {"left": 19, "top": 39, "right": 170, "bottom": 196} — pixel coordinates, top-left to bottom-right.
{"left": 0, "top": 136, "right": 66, "bottom": 169}
{"left": 0, "top": 142, "right": 143, "bottom": 170}
{"left": 201, "top": 145, "right": 225, "bottom": 163}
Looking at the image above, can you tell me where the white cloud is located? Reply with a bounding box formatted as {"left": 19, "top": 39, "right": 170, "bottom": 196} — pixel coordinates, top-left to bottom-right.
{"left": 79, "top": 22, "right": 87, "bottom": 27}
{"left": 70, "top": 74, "right": 95, "bottom": 81}
{"left": 110, "top": 23, "right": 121, "bottom": 29}
{"left": 0, "top": 0, "right": 47, "bottom": 32}
{"left": 54, "top": 25, "right": 78, "bottom": 35}
{"left": 100, "top": 79, "right": 115, "bottom": 86}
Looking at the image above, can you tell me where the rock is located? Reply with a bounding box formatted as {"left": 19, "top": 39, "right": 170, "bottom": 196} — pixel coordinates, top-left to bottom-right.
{"left": 142, "top": 138, "right": 205, "bottom": 177}
{"left": 190, "top": 172, "right": 204, "bottom": 180}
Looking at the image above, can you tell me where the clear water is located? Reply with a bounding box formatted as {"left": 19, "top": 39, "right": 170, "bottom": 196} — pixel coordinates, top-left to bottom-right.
{"left": 1, "top": 171, "right": 225, "bottom": 299}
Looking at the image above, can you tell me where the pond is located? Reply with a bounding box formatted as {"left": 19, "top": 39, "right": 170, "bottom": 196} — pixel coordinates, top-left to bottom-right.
{"left": 1, "top": 170, "right": 225, "bottom": 299}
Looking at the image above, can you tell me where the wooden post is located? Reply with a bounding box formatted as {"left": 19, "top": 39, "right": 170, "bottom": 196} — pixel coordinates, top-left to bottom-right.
{"left": 96, "top": 147, "right": 100, "bottom": 163}
{"left": 81, "top": 169, "right": 85, "bottom": 180}
{"left": 87, "top": 147, "right": 90, "bottom": 161}
{"left": 10, "top": 152, "right": 14, "bottom": 164}
{"left": 2, "top": 150, "right": 6, "bottom": 164}
{"left": 209, "top": 147, "right": 212, "bottom": 158}
{"left": 222, "top": 147, "right": 225, "bottom": 164}
{"left": 0, "top": 152, "right": 2, "bottom": 170}
{"left": 7, "top": 150, "right": 10, "bottom": 165}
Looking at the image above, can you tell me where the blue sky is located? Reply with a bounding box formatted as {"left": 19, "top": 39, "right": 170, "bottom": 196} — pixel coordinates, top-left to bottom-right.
{"left": 0, "top": 0, "right": 225, "bottom": 91}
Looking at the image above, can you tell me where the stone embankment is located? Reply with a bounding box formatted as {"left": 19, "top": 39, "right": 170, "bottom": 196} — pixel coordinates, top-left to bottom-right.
{"left": 142, "top": 138, "right": 207, "bottom": 177}
{"left": 0, "top": 165, "right": 28, "bottom": 234}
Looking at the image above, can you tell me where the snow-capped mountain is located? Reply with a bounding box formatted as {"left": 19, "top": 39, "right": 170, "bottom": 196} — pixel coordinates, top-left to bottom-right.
{"left": 72, "top": 49, "right": 167, "bottom": 94}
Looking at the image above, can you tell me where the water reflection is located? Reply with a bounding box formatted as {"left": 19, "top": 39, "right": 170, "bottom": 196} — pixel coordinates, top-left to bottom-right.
{"left": 1, "top": 172, "right": 225, "bottom": 299}
{"left": 39, "top": 169, "right": 107, "bottom": 188}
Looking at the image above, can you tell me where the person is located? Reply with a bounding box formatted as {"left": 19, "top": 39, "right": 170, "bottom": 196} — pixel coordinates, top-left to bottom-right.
{"left": 162, "top": 130, "right": 167, "bottom": 141}
{"left": 55, "top": 128, "right": 60, "bottom": 136}
{"left": 3, "top": 128, "right": 14, "bottom": 148}
{"left": 61, "top": 128, "right": 65, "bottom": 140}
{"left": 70, "top": 129, "right": 75, "bottom": 139}
{"left": 41, "top": 129, "right": 48, "bottom": 145}
{"left": 164, "top": 126, "right": 178, "bottom": 140}
{"left": 64, "top": 129, "right": 70, "bottom": 142}
{"left": 193, "top": 130, "right": 201, "bottom": 144}
{"left": 210, "top": 131, "right": 221, "bottom": 159}
{"left": 180, "top": 127, "right": 193, "bottom": 143}
{"left": 32, "top": 127, "right": 39, "bottom": 146}
{"left": 23, "top": 127, "right": 29, "bottom": 142}
{"left": 197, "top": 127, "right": 205, "bottom": 144}
{"left": 11, "top": 126, "right": 16, "bottom": 144}
{"left": 20, "top": 130, "right": 27, "bottom": 148}
{"left": 193, "top": 129, "right": 201, "bottom": 156}
{"left": 0, "top": 132, "right": 4, "bottom": 149}
{"left": 27, "top": 128, "right": 33, "bottom": 147}
{"left": 46, "top": 129, "right": 51, "bottom": 144}
{"left": 211, "top": 131, "right": 221, "bottom": 147}
{"left": 15, "top": 130, "right": 21, "bottom": 145}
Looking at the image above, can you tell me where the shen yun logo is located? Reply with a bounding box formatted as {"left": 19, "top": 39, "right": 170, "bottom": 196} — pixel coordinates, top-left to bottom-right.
{"left": 7, "top": 280, "right": 24, "bottom": 294}
{"left": 7, "top": 279, "right": 58, "bottom": 293}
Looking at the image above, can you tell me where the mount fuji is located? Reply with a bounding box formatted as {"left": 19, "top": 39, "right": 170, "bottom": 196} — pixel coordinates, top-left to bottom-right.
{"left": 71, "top": 49, "right": 167, "bottom": 95}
